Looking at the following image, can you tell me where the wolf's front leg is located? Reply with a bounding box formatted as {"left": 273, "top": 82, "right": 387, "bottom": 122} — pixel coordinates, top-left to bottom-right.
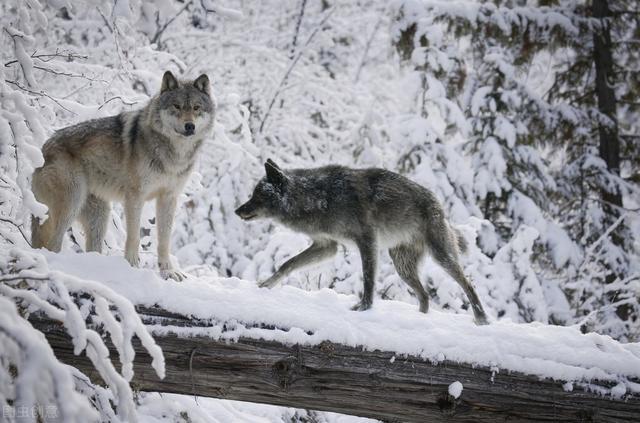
{"left": 156, "top": 193, "right": 186, "bottom": 281}
{"left": 259, "top": 240, "right": 338, "bottom": 288}
{"left": 124, "top": 195, "right": 143, "bottom": 267}
{"left": 352, "top": 234, "right": 377, "bottom": 311}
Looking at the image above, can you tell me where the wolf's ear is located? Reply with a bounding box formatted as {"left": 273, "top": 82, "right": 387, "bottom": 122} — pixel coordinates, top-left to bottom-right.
{"left": 266, "top": 158, "right": 280, "bottom": 170}
{"left": 265, "top": 160, "right": 286, "bottom": 186}
{"left": 161, "top": 71, "right": 179, "bottom": 93}
{"left": 193, "top": 74, "right": 210, "bottom": 95}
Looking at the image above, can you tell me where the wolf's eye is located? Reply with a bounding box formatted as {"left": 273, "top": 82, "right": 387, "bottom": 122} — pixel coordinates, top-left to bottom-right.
{"left": 193, "top": 105, "right": 201, "bottom": 111}
{"left": 173, "top": 104, "right": 181, "bottom": 110}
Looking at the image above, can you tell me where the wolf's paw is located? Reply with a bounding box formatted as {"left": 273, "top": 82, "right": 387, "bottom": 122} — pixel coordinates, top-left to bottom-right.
{"left": 351, "top": 300, "right": 372, "bottom": 311}
{"left": 474, "top": 314, "right": 489, "bottom": 326}
{"left": 125, "top": 251, "right": 140, "bottom": 267}
{"left": 258, "top": 279, "right": 277, "bottom": 289}
{"left": 160, "top": 268, "right": 187, "bottom": 282}
{"left": 159, "top": 261, "right": 186, "bottom": 282}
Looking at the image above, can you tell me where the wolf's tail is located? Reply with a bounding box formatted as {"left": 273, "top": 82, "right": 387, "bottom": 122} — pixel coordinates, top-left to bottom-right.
{"left": 453, "top": 227, "right": 468, "bottom": 255}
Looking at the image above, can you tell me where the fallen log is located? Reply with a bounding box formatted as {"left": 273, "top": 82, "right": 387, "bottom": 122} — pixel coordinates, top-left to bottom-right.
{"left": 32, "top": 307, "right": 640, "bottom": 422}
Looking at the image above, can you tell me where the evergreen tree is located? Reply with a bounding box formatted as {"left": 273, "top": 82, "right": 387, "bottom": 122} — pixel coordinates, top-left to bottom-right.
{"left": 393, "top": 0, "right": 639, "bottom": 338}
{"left": 550, "top": 0, "right": 640, "bottom": 339}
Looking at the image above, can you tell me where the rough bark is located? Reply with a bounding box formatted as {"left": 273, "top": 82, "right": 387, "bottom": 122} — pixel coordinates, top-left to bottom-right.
{"left": 31, "top": 308, "right": 640, "bottom": 422}
{"left": 592, "top": 0, "right": 621, "bottom": 182}
{"left": 592, "top": 0, "right": 627, "bottom": 319}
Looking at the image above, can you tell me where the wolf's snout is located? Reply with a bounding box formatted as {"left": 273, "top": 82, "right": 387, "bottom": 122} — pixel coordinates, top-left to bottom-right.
{"left": 184, "top": 122, "right": 195, "bottom": 136}
{"left": 235, "top": 202, "right": 257, "bottom": 220}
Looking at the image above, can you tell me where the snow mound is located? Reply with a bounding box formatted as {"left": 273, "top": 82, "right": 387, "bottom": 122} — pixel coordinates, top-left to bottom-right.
{"left": 448, "top": 381, "right": 463, "bottom": 399}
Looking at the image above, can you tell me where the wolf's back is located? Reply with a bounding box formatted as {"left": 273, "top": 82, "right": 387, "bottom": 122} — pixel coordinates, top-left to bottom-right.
{"left": 44, "top": 115, "right": 126, "bottom": 149}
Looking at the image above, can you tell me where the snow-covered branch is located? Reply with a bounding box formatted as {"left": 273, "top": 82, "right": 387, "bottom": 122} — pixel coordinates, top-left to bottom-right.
{"left": 0, "top": 249, "right": 165, "bottom": 422}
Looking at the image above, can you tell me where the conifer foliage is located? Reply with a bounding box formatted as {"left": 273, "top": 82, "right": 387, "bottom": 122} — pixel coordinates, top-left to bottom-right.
{"left": 393, "top": 0, "right": 639, "bottom": 339}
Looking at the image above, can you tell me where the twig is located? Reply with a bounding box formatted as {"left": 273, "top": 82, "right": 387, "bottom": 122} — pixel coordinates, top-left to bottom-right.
{"left": 574, "top": 297, "right": 637, "bottom": 328}
{"left": 5, "top": 62, "right": 103, "bottom": 81}
{"left": 61, "top": 80, "right": 93, "bottom": 100}
{"left": 579, "top": 213, "right": 627, "bottom": 271}
{"left": 97, "top": 7, "right": 114, "bottom": 33}
{"left": 290, "top": 0, "right": 308, "bottom": 59}
{"left": 618, "top": 100, "right": 640, "bottom": 106}
{"left": 96, "top": 5, "right": 130, "bottom": 76}
{"left": 198, "top": 0, "right": 242, "bottom": 19}
{"left": 259, "top": 8, "right": 335, "bottom": 134}
{"left": 4, "top": 79, "right": 77, "bottom": 115}
{"left": 4, "top": 50, "right": 88, "bottom": 67}
{"left": 151, "top": 0, "right": 194, "bottom": 46}
{"left": 354, "top": 13, "right": 384, "bottom": 83}
{"left": 97, "top": 96, "right": 138, "bottom": 110}
{"left": 0, "top": 274, "right": 49, "bottom": 283}
{"left": 0, "top": 218, "right": 31, "bottom": 247}
{"left": 588, "top": 196, "right": 640, "bottom": 213}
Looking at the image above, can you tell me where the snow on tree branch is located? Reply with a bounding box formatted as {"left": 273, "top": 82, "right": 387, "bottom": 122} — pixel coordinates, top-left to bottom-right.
{"left": 0, "top": 248, "right": 165, "bottom": 422}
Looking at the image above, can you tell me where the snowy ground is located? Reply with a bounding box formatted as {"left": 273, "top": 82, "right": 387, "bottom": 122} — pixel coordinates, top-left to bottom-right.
{"left": 137, "top": 393, "right": 376, "bottom": 423}
{"left": 42, "top": 250, "right": 640, "bottom": 401}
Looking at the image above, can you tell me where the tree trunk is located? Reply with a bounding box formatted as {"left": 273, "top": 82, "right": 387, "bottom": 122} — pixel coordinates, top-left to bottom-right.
{"left": 592, "top": 0, "right": 627, "bottom": 319}
{"left": 31, "top": 308, "right": 640, "bottom": 422}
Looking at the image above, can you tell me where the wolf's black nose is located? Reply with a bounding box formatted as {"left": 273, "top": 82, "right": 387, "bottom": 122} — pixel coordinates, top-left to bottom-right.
{"left": 185, "top": 122, "right": 195, "bottom": 135}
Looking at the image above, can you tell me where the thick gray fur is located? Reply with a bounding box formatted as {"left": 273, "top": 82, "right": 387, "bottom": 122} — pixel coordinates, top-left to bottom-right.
{"left": 235, "top": 160, "right": 488, "bottom": 325}
{"left": 31, "top": 71, "right": 215, "bottom": 281}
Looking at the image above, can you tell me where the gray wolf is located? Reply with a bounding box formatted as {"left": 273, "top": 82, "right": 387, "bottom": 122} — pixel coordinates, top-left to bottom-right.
{"left": 31, "top": 71, "right": 215, "bottom": 281}
{"left": 235, "top": 160, "right": 488, "bottom": 324}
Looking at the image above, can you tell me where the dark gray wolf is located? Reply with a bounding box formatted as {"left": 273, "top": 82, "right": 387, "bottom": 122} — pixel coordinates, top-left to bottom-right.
{"left": 235, "top": 160, "right": 488, "bottom": 324}
{"left": 31, "top": 71, "right": 215, "bottom": 281}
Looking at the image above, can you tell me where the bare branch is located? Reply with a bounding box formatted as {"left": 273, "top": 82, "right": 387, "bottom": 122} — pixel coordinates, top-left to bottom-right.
{"left": 4, "top": 79, "right": 77, "bottom": 115}
{"left": 259, "top": 8, "right": 335, "bottom": 134}
{"left": 4, "top": 49, "right": 88, "bottom": 67}
{"left": 151, "top": 0, "right": 194, "bottom": 47}
{"left": 5, "top": 62, "right": 104, "bottom": 81}
{"left": 354, "top": 12, "right": 384, "bottom": 83}
{"left": 618, "top": 100, "right": 640, "bottom": 106}
{"left": 97, "top": 95, "right": 138, "bottom": 110}
{"left": 290, "top": 0, "right": 308, "bottom": 59}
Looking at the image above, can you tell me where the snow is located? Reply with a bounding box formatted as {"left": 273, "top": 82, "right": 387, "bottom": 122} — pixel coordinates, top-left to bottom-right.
{"left": 448, "top": 381, "right": 463, "bottom": 399}
{"left": 42, "top": 250, "right": 640, "bottom": 396}
{"left": 2, "top": 0, "right": 640, "bottom": 420}
{"left": 0, "top": 296, "right": 98, "bottom": 423}
{"left": 1, "top": 248, "right": 165, "bottom": 422}
{"left": 137, "top": 393, "right": 377, "bottom": 423}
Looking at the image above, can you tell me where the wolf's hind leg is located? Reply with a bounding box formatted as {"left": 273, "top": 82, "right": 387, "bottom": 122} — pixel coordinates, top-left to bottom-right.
{"left": 80, "top": 194, "right": 110, "bottom": 252}
{"left": 48, "top": 195, "right": 85, "bottom": 252}
{"left": 427, "top": 229, "right": 488, "bottom": 325}
{"left": 352, "top": 233, "right": 377, "bottom": 311}
{"left": 389, "top": 244, "right": 429, "bottom": 313}
{"left": 259, "top": 240, "right": 338, "bottom": 288}
{"left": 31, "top": 164, "right": 86, "bottom": 252}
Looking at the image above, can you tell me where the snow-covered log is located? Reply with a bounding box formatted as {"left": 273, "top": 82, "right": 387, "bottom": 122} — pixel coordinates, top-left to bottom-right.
{"left": 33, "top": 306, "right": 640, "bottom": 422}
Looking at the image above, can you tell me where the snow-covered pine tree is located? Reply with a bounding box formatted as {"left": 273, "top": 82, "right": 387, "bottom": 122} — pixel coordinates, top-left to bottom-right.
{"left": 548, "top": 0, "right": 640, "bottom": 340}
{"left": 393, "top": 0, "right": 640, "bottom": 339}
{"left": 392, "top": 0, "right": 581, "bottom": 324}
